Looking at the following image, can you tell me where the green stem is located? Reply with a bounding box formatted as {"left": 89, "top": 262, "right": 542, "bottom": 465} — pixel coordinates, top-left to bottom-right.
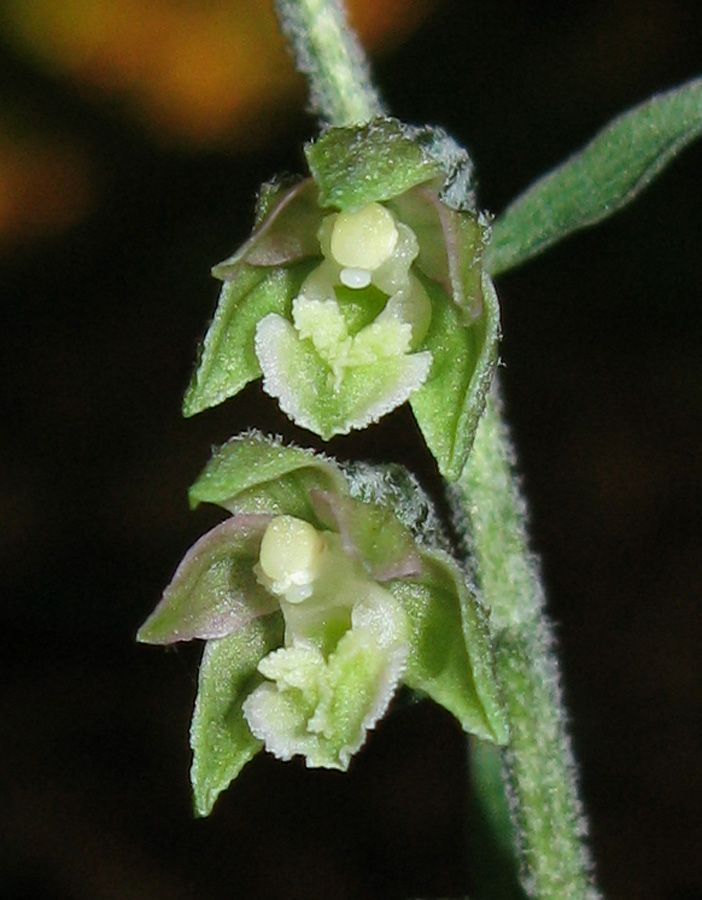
{"left": 272, "top": 2, "right": 600, "bottom": 897}
{"left": 452, "top": 386, "right": 600, "bottom": 900}
{"left": 274, "top": 0, "right": 384, "bottom": 126}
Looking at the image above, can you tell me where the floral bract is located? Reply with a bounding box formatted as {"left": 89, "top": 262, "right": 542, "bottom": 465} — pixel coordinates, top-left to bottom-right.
{"left": 137, "top": 432, "right": 507, "bottom": 816}
{"left": 183, "top": 118, "right": 501, "bottom": 480}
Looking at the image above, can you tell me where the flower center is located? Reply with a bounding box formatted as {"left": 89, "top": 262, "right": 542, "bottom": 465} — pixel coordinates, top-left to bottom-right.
{"left": 330, "top": 202, "right": 399, "bottom": 288}
{"left": 257, "top": 515, "right": 326, "bottom": 603}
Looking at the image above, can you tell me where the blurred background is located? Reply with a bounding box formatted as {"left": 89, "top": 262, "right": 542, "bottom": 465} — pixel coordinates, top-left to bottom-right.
{"left": 1, "top": 1, "right": 701, "bottom": 898}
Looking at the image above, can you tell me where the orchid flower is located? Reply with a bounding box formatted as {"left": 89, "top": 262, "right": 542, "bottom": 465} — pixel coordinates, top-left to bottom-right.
{"left": 182, "top": 119, "right": 500, "bottom": 480}
{"left": 137, "top": 432, "right": 506, "bottom": 815}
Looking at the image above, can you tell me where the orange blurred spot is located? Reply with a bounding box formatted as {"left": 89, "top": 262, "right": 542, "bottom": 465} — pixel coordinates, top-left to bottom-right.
{"left": 0, "top": 0, "right": 437, "bottom": 244}
{"left": 3, "top": 0, "right": 438, "bottom": 149}
{"left": 0, "top": 137, "right": 93, "bottom": 250}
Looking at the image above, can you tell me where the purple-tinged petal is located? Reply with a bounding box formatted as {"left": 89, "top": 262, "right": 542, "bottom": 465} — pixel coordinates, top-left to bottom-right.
{"left": 310, "top": 490, "right": 421, "bottom": 582}
{"left": 212, "top": 180, "right": 323, "bottom": 279}
{"left": 387, "top": 185, "right": 448, "bottom": 287}
{"left": 389, "top": 185, "right": 487, "bottom": 321}
{"left": 137, "top": 514, "right": 276, "bottom": 645}
{"left": 434, "top": 201, "right": 486, "bottom": 322}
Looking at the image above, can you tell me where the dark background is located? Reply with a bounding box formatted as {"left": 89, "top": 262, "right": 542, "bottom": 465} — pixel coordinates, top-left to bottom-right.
{"left": 2, "top": 1, "right": 701, "bottom": 898}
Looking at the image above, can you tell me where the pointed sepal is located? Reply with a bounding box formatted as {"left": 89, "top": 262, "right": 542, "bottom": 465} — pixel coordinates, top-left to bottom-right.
{"left": 410, "top": 271, "right": 500, "bottom": 480}
{"left": 188, "top": 430, "right": 349, "bottom": 522}
{"left": 183, "top": 262, "right": 314, "bottom": 417}
{"left": 305, "top": 118, "right": 444, "bottom": 211}
{"left": 190, "top": 613, "right": 284, "bottom": 816}
{"left": 136, "top": 515, "right": 275, "bottom": 644}
{"left": 390, "top": 548, "right": 508, "bottom": 744}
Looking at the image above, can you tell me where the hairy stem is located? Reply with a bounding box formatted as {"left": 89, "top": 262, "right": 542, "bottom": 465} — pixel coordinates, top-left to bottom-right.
{"left": 274, "top": 0, "right": 384, "bottom": 126}
{"left": 452, "top": 386, "right": 600, "bottom": 900}
{"left": 273, "top": 2, "right": 601, "bottom": 897}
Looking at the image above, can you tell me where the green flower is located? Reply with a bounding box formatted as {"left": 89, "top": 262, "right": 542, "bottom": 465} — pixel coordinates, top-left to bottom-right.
{"left": 183, "top": 118, "right": 500, "bottom": 480}
{"left": 137, "top": 432, "right": 507, "bottom": 815}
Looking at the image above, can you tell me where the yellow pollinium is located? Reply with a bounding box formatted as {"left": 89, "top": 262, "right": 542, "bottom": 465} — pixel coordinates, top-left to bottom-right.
{"left": 330, "top": 202, "right": 399, "bottom": 273}
{"left": 258, "top": 515, "right": 326, "bottom": 602}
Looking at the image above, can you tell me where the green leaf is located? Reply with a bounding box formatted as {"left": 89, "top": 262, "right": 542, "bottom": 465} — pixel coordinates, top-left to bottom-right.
{"left": 190, "top": 613, "right": 284, "bottom": 817}
{"left": 305, "top": 118, "right": 443, "bottom": 211}
{"left": 136, "top": 516, "right": 275, "bottom": 644}
{"left": 410, "top": 272, "right": 500, "bottom": 481}
{"left": 486, "top": 76, "right": 702, "bottom": 276}
{"left": 182, "top": 261, "right": 312, "bottom": 418}
{"left": 390, "top": 550, "right": 507, "bottom": 744}
{"left": 189, "top": 431, "right": 349, "bottom": 520}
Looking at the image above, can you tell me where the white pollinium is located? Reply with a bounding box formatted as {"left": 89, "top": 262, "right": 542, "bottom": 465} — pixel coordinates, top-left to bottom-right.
{"left": 330, "top": 203, "right": 399, "bottom": 286}
{"left": 338, "top": 267, "right": 372, "bottom": 289}
{"left": 258, "top": 515, "right": 326, "bottom": 603}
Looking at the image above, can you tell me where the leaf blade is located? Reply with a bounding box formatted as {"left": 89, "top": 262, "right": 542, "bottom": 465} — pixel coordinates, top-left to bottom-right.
{"left": 486, "top": 77, "right": 702, "bottom": 276}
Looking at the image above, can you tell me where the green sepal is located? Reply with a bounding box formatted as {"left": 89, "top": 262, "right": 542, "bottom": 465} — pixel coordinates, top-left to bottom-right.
{"left": 182, "top": 261, "right": 314, "bottom": 418}
{"left": 310, "top": 491, "right": 421, "bottom": 581}
{"left": 305, "top": 118, "right": 444, "bottom": 211}
{"left": 190, "top": 612, "right": 284, "bottom": 817}
{"left": 387, "top": 188, "right": 499, "bottom": 480}
{"left": 136, "top": 515, "right": 276, "bottom": 644}
{"left": 486, "top": 76, "right": 702, "bottom": 276}
{"left": 189, "top": 431, "right": 349, "bottom": 522}
{"left": 410, "top": 271, "right": 501, "bottom": 481}
{"left": 389, "top": 549, "right": 508, "bottom": 744}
